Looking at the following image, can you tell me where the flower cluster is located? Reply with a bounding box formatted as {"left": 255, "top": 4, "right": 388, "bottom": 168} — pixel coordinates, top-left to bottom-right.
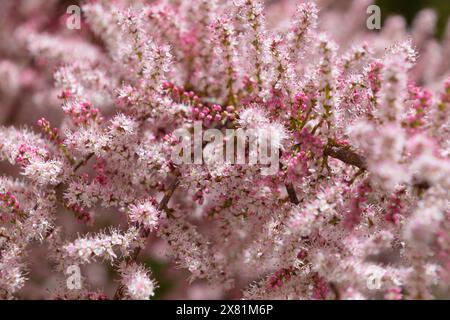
{"left": 0, "top": 0, "right": 449, "bottom": 300}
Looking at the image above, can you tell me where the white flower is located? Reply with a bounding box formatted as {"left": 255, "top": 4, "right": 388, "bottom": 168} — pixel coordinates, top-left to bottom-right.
{"left": 119, "top": 262, "right": 156, "bottom": 300}
{"left": 22, "top": 159, "right": 63, "bottom": 185}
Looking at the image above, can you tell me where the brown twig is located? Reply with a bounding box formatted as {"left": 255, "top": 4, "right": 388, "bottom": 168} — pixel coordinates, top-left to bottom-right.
{"left": 323, "top": 145, "right": 367, "bottom": 171}
{"left": 73, "top": 152, "right": 94, "bottom": 172}
{"left": 285, "top": 145, "right": 367, "bottom": 205}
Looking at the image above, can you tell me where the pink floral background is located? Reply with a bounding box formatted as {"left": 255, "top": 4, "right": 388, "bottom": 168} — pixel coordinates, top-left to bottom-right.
{"left": 0, "top": 0, "right": 449, "bottom": 300}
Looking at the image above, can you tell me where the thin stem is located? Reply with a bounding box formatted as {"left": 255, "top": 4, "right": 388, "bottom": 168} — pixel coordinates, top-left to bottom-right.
{"left": 285, "top": 144, "right": 367, "bottom": 205}
{"left": 286, "top": 183, "right": 300, "bottom": 205}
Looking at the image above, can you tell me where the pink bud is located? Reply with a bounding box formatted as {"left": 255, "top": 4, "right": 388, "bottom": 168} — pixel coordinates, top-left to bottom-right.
{"left": 162, "top": 81, "right": 173, "bottom": 89}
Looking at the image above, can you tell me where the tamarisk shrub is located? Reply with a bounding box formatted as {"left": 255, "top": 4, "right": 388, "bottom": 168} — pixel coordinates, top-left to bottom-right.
{"left": 0, "top": 0, "right": 450, "bottom": 299}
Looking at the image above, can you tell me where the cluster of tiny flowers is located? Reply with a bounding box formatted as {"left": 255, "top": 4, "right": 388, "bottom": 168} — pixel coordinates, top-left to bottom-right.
{"left": 0, "top": 0, "right": 449, "bottom": 300}
{"left": 128, "top": 199, "right": 161, "bottom": 231}
{"left": 118, "top": 262, "right": 157, "bottom": 300}
{"left": 64, "top": 227, "right": 140, "bottom": 265}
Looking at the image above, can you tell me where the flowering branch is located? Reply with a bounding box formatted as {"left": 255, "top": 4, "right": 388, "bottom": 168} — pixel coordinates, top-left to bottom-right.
{"left": 1, "top": 0, "right": 449, "bottom": 300}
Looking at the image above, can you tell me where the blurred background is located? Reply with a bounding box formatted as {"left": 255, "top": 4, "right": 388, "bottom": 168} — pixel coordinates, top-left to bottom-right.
{"left": 377, "top": 0, "right": 450, "bottom": 37}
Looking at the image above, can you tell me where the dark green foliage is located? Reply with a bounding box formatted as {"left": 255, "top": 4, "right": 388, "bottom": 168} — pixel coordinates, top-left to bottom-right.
{"left": 377, "top": 0, "right": 450, "bottom": 38}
